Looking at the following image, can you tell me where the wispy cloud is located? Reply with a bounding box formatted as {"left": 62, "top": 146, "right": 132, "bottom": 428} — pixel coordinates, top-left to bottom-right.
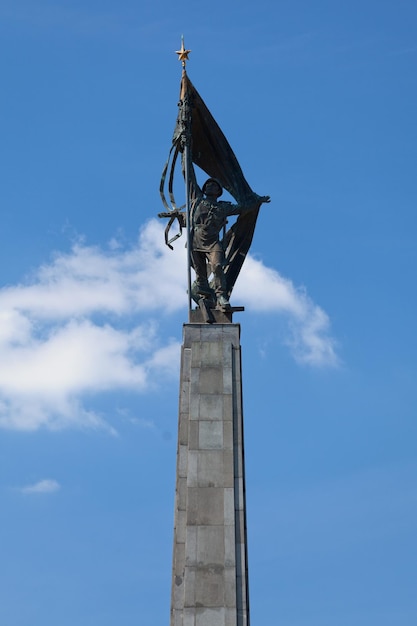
{"left": 0, "top": 219, "right": 338, "bottom": 433}
{"left": 20, "top": 479, "right": 61, "bottom": 494}
{"left": 0, "top": 220, "right": 186, "bottom": 318}
{"left": 235, "top": 256, "right": 339, "bottom": 367}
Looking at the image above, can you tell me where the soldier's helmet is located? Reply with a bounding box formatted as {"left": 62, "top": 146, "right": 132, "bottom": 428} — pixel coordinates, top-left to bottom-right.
{"left": 202, "top": 178, "right": 223, "bottom": 198}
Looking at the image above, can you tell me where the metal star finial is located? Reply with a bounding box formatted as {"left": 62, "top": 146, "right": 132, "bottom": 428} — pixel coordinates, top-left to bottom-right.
{"left": 176, "top": 36, "right": 191, "bottom": 69}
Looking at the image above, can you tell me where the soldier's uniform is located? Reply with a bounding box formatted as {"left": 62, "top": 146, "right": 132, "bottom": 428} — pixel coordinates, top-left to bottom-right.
{"left": 191, "top": 196, "right": 243, "bottom": 301}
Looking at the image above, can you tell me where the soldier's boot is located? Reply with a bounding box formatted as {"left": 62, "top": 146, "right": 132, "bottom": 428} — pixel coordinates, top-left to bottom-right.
{"left": 213, "top": 264, "right": 230, "bottom": 309}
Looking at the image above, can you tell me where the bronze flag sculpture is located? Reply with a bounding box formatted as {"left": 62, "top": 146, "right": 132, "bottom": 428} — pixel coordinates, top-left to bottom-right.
{"left": 159, "top": 56, "right": 270, "bottom": 315}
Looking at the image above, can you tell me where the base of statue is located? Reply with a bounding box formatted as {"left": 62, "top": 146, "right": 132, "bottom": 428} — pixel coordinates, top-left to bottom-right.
{"left": 190, "top": 304, "right": 245, "bottom": 324}
{"left": 170, "top": 322, "right": 250, "bottom": 626}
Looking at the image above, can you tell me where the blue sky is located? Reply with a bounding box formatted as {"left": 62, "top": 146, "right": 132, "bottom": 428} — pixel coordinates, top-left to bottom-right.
{"left": 0, "top": 1, "right": 416, "bottom": 624}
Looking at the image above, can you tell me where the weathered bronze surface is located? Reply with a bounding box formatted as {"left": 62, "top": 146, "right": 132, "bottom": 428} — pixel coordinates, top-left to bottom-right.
{"left": 159, "top": 69, "right": 269, "bottom": 316}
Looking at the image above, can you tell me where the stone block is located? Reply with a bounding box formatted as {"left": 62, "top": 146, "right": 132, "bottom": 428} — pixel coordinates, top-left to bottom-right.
{"left": 199, "top": 326, "right": 223, "bottom": 342}
{"left": 222, "top": 324, "right": 240, "bottom": 345}
{"left": 177, "top": 477, "right": 187, "bottom": 511}
{"left": 225, "top": 607, "right": 237, "bottom": 626}
{"left": 184, "top": 325, "right": 201, "bottom": 346}
{"left": 195, "top": 607, "right": 225, "bottom": 626}
{"left": 195, "top": 568, "right": 225, "bottom": 607}
{"left": 224, "top": 567, "right": 237, "bottom": 608}
{"left": 224, "top": 525, "right": 236, "bottom": 567}
{"left": 223, "top": 394, "right": 234, "bottom": 421}
{"left": 179, "top": 413, "right": 189, "bottom": 446}
{"left": 187, "top": 451, "right": 198, "bottom": 487}
{"left": 196, "top": 526, "right": 225, "bottom": 567}
{"left": 223, "top": 451, "right": 235, "bottom": 488}
{"left": 189, "top": 393, "right": 200, "bottom": 420}
{"left": 223, "top": 420, "right": 233, "bottom": 450}
{"left": 173, "top": 542, "right": 186, "bottom": 578}
{"left": 190, "top": 341, "right": 202, "bottom": 367}
{"left": 199, "top": 421, "right": 223, "bottom": 449}
{"left": 187, "top": 487, "right": 225, "bottom": 525}
{"left": 183, "top": 608, "right": 196, "bottom": 626}
{"left": 179, "top": 380, "right": 190, "bottom": 413}
{"left": 181, "top": 347, "right": 192, "bottom": 381}
{"left": 222, "top": 341, "right": 233, "bottom": 368}
{"left": 223, "top": 488, "right": 235, "bottom": 526}
{"left": 172, "top": 609, "right": 184, "bottom": 626}
{"left": 185, "top": 527, "right": 198, "bottom": 566}
{"left": 184, "top": 567, "right": 196, "bottom": 607}
{"left": 176, "top": 510, "right": 186, "bottom": 544}
{"left": 201, "top": 341, "right": 223, "bottom": 365}
{"left": 222, "top": 367, "right": 233, "bottom": 395}
{"left": 172, "top": 569, "right": 185, "bottom": 610}
{"left": 199, "top": 394, "right": 223, "bottom": 420}
{"left": 188, "top": 421, "right": 199, "bottom": 450}
{"left": 197, "top": 451, "right": 224, "bottom": 487}
{"left": 178, "top": 444, "right": 188, "bottom": 478}
{"left": 190, "top": 366, "right": 200, "bottom": 391}
{"left": 199, "top": 367, "right": 223, "bottom": 394}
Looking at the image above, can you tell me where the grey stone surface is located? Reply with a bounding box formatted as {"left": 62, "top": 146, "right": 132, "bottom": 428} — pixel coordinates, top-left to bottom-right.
{"left": 198, "top": 394, "right": 224, "bottom": 420}
{"left": 201, "top": 341, "right": 223, "bottom": 364}
{"left": 187, "top": 487, "right": 225, "bottom": 525}
{"left": 184, "top": 568, "right": 196, "bottom": 607}
{"left": 222, "top": 366, "right": 234, "bottom": 395}
{"left": 176, "top": 510, "right": 186, "bottom": 544}
{"left": 183, "top": 608, "right": 196, "bottom": 626}
{"left": 223, "top": 421, "right": 233, "bottom": 450}
{"left": 195, "top": 569, "right": 225, "bottom": 606}
{"left": 177, "top": 477, "right": 187, "bottom": 511}
{"left": 222, "top": 394, "right": 233, "bottom": 422}
{"left": 223, "top": 488, "right": 235, "bottom": 525}
{"left": 195, "top": 607, "right": 226, "bottom": 626}
{"left": 170, "top": 324, "right": 250, "bottom": 626}
{"left": 185, "top": 527, "right": 198, "bottom": 565}
{"left": 199, "top": 421, "right": 223, "bottom": 449}
{"left": 178, "top": 444, "right": 188, "bottom": 478}
{"left": 179, "top": 413, "right": 189, "bottom": 445}
{"left": 196, "top": 526, "right": 225, "bottom": 566}
{"left": 198, "top": 367, "right": 224, "bottom": 395}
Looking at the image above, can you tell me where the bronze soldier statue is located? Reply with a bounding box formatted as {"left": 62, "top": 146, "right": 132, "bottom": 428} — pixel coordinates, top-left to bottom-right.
{"left": 158, "top": 68, "right": 270, "bottom": 316}
{"left": 189, "top": 175, "right": 270, "bottom": 309}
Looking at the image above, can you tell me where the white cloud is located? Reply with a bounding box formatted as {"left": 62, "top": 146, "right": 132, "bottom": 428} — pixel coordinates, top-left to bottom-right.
{"left": 0, "top": 220, "right": 187, "bottom": 319}
{"left": 20, "top": 479, "right": 61, "bottom": 494}
{"left": 236, "top": 256, "right": 339, "bottom": 367}
{"left": 0, "top": 219, "right": 338, "bottom": 433}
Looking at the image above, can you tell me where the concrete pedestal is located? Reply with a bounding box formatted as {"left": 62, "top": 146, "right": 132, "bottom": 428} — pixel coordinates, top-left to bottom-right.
{"left": 170, "top": 324, "right": 250, "bottom": 626}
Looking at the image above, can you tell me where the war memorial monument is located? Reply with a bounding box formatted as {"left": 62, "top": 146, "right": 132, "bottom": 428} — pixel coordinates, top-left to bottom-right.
{"left": 158, "top": 40, "right": 270, "bottom": 626}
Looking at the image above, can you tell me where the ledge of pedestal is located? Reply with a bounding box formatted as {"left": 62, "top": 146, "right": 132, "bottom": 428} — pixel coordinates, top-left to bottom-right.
{"left": 189, "top": 307, "right": 244, "bottom": 324}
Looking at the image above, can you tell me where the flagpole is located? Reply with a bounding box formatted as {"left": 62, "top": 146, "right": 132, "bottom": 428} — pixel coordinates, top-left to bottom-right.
{"left": 176, "top": 38, "right": 193, "bottom": 314}
{"left": 184, "top": 134, "right": 192, "bottom": 314}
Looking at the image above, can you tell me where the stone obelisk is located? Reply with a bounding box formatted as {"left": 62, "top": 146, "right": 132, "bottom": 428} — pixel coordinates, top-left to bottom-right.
{"left": 160, "top": 41, "right": 270, "bottom": 626}
{"left": 170, "top": 317, "right": 249, "bottom": 626}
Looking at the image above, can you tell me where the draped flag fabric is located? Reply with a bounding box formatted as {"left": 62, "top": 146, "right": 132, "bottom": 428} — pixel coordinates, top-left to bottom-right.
{"left": 160, "top": 71, "right": 262, "bottom": 297}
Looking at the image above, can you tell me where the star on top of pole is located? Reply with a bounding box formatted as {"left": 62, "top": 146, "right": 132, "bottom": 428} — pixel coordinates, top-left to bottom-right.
{"left": 176, "top": 36, "right": 191, "bottom": 69}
